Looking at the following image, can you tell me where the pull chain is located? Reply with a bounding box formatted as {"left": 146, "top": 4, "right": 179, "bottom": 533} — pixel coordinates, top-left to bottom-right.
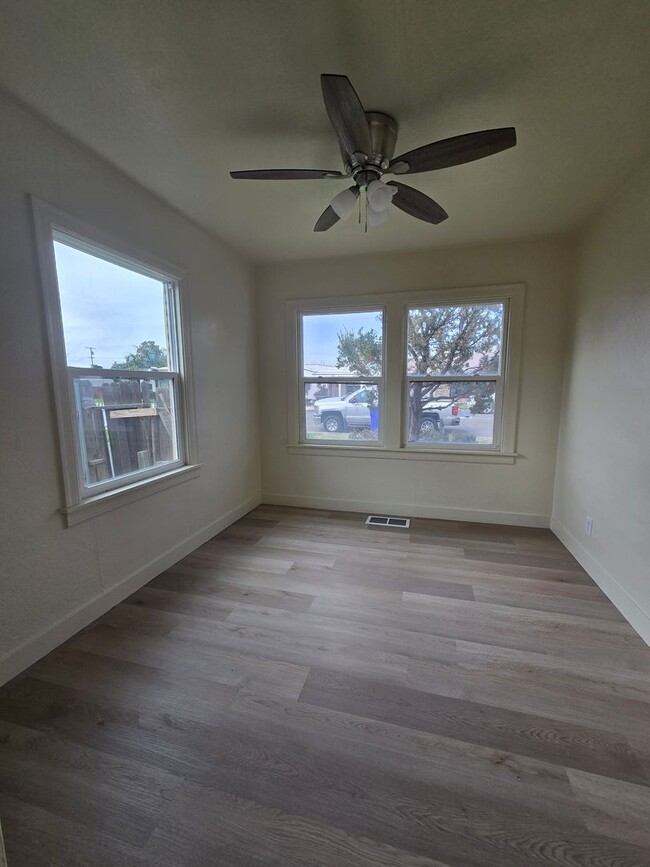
{"left": 359, "top": 186, "right": 368, "bottom": 233}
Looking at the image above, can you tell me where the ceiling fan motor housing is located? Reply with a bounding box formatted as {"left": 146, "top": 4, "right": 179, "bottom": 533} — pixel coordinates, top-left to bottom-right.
{"left": 342, "top": 111, "right": 398, "bottom": 179}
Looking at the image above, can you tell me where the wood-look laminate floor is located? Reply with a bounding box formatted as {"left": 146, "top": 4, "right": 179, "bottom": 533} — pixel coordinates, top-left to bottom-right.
{"left": 1, "top": 506, "right": 650, "bottom": 866}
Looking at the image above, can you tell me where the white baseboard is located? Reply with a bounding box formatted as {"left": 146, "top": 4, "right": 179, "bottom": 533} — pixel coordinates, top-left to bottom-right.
{"left": 262, "top": 492, "right": 549, "bottom": 528}
{"left": 550, "top": 516, "right": 650, "bottom": 646}
{"left": 0, "top": 495, "right": 261, "bottom": 687}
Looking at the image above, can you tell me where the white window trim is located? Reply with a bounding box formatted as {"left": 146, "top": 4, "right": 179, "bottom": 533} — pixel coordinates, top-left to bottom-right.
{"left": 286, "top": 284, "right": 524, "bottom": 463}
{"left": 31, "top": 196, "right": 200, "bottom": 525}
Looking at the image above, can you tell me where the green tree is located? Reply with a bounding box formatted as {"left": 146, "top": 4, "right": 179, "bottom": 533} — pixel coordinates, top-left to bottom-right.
{"left": 111, "top": 340, "right": 168, "bottom": 370}
{"left": 336, "top": 304, "right": 502, "bottom": 440}
{"left": 336, "top": 326, "right": 382, "bottom": 376}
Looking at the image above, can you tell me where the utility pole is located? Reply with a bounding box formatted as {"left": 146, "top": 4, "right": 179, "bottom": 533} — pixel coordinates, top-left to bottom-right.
{"left": 86, "top": 346, "right": 96, "bottom": 367}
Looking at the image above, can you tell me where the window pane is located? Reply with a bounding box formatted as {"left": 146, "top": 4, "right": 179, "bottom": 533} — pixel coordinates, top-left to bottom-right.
{"left": 407, "top": 380, "right": 496, "bottom": 446}
{"left": 406, "top": 303, "right": 504, "bottom": 376}
{"left": 73, "top": 375, "right": 179, "bottom": 487}
{"left": 302, "top": 310, "right": 383, "bottom": 377}
{"left": 53, "top": 237, "right": 170, "bottom": 370}
{"left": 305, "top": 382, "right": 380, "bottom": 443}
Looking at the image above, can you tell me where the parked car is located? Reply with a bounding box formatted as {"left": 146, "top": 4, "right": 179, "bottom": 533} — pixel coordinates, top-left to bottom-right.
{"left": 419, "top": 399, "right": 460, "bottom": 434}
{"left": 313, "top": 387, "right": 376, "bottom": 432}
{"left": 312, "top": 387, "right": 459, "bottom": 433}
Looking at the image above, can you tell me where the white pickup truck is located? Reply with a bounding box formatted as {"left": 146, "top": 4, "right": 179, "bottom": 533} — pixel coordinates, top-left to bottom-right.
{"left": 312, "top": 387, "right": 460, "bottom": 433}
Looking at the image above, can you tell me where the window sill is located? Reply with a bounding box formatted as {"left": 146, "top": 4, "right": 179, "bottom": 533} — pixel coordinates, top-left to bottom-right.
{"left": 62, "top": 463, "right": 202, "bottom": 527}
{"left": 286, "top": 445, "right": 517, "bottom": 464}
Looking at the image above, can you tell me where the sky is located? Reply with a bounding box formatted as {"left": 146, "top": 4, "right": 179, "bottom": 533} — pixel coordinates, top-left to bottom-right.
{"left": 302, "top": 310, "right": 382, "bottom": 367}
{"left": 53, "top": 240, "right": 168, "bottom": 368}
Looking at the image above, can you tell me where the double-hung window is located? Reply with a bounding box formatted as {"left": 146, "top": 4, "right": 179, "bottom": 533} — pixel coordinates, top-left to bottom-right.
{"left": 405, "top": 301, "right": 505, "bottom": 447}
{"left": 299, "top": 308, "right": 384, "bottom": 444}
{"left": 33, "top": 199, "right": 197, "bottom": 521}
{"left": 289, "top": 285, "right": 523, "bottom": 460}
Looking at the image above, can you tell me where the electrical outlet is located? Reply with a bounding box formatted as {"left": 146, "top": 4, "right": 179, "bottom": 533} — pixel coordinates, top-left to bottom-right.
{"left": 585, "top": 516, "right": 594, "bottom": 537}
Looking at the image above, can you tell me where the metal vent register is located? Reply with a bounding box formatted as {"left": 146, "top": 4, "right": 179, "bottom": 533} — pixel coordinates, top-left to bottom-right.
{"left": 366, "top": 515, "right": 410, "bottom": 528}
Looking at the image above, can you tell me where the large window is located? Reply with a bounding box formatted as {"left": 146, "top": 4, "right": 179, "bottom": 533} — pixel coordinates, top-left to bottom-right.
{"left": 300, "top": 309, "right": 384, "bottom": 444}
{"left": 34, "top": 200, "right": 197, "bottom": 520}
{"left": 406, "top": 302, "right": 504, "bottom": 447}
{"left": 289, "top": 286, "right": 523, "bottom": 460}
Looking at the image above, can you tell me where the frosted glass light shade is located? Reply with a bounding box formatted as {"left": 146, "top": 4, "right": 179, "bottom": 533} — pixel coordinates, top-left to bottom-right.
{"left": 367, "top": 179, "right": 397, "bottom": 211}
{"left": 367, "top": 204, "right": 390, "bottom": 226}
{"left": 330, "top": 188, "right": 358, "bottom": 220}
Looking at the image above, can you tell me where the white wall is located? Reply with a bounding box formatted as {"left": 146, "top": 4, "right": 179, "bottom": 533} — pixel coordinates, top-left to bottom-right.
{"left": 552, "top": 158, "right": 650, "bottom": 644}
{"left": 0, "top": 94, "right": 261, "bottom": 683}
{"left": 257, "top": 237, "right": 572, "bottom": 526}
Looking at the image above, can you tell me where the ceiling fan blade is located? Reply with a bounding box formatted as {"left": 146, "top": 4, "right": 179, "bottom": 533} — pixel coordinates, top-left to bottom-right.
{"left": 230, "top": 169, "right": 345, "bottom": 180}
{"left": 313, "top": 206, "right": 341, "bottom": 232}
{"left": 321, "top": 74, "right": 372, "bottom": 159}
{"left": 390, "top": 128, "right": 517, "bottom": 174}
{"left": 387, "top": 181, "right": 448, "bottom": 224}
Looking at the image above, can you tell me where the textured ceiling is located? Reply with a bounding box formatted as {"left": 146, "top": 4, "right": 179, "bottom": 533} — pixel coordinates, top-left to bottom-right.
{"left": 1, "top": 0, "right": 649, "bottom": 262}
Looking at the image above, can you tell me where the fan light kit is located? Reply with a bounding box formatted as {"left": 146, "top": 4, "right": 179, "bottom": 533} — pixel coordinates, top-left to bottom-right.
{"left": 231, "top": 74, "right": 517, "bottom": 233}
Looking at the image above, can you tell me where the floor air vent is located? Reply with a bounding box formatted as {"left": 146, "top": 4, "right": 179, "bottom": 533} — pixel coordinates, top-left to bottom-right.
{"left": 366, "top": 515, "right": 410, "bottom": 528}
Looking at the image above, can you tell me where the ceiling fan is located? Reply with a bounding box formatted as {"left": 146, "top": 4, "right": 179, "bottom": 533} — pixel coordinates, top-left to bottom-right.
{"left": 230, "top": 74, "right": 516, "bottom": 232}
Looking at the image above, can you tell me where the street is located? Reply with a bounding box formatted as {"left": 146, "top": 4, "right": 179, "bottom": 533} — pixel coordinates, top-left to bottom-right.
{"left": 456, "top": 413, "right": 494, "bottom": 443}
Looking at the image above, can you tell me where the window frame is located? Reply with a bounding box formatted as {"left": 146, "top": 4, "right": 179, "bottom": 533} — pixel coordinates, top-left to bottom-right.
{"left": 32, "top": 197, "right": 199, "bottom": 523}
{"left": 296, "top": 304, "right": 386, "bottom": 447}
{"left": 286, "top": 284, "right": 524, "bottom": 463}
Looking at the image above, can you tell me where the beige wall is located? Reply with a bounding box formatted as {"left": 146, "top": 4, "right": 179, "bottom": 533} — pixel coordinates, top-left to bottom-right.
{"left": 0, "top": 94, "right": 260, "bottom": 683}
{"left": 552, "top": 158, "right": 650, "bottom": 643}
{"left": 257, "top": 237, "right": 572, "bottom": 526}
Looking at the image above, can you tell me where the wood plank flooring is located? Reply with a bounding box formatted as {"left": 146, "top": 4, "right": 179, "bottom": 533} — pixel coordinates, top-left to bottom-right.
{"left": 1, "top": 505, "right": 649, "bottom": 866}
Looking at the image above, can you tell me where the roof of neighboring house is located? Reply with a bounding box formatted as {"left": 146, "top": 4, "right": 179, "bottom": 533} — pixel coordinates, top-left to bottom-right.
{"left": 303, "top": 363, "right": 352, "bottom": 377}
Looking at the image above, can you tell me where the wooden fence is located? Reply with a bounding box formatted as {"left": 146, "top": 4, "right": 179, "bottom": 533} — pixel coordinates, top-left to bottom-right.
{"left": 77, "top": 378, "right": 174, "bottom": 485}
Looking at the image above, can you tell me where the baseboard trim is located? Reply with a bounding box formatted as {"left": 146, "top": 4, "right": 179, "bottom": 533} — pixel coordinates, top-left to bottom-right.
{"left": 550, "top": 516, "right": 650, "bottom": 646}
{"left": 0, "top": 495, "right": 261, "bottom": 687}
{"left": 262, "top": 492, "right": 549, "bottom": 528}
